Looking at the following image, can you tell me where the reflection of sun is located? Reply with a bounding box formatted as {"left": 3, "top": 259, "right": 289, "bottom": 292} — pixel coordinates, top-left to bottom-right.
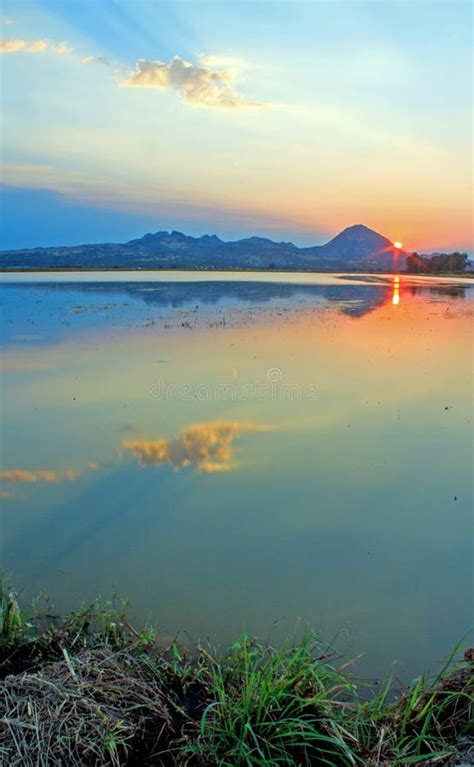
{"left": 392, "top": 276, "right": 400, "bottom": 306}
{"left": 393, "top": 241, "right": 403, "bottom": 249}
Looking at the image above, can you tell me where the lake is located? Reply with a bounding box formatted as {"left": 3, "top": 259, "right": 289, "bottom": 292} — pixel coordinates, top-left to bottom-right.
{"left": 1, "top": 271, "right": 472, "bottom": 680}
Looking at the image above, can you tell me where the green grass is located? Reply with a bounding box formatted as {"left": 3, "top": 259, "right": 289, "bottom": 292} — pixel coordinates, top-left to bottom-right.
{"left": 0, "top": 577, "right": 472, "bottom": 766}
{"left": 181, "top": 634, "right": 359, "bottom": 766}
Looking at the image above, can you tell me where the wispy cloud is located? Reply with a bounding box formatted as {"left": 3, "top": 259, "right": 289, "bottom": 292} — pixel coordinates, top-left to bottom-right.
{"left": 0, "top": 38, "right": 72, "bottom": 54}
{"left": 198, "top": 53, "right": 243, "bottom": 71}
{"left": 123, "top": 421, "right": 272, "bottom": 473}
{"left": 82, "top": 55, "right": 110, "bottom": 66}
{"left": 122, "top": 54, "right": 263, "bottom": 109}
{"left": 55, "top": 41, "right": 73, "bottom": 55}
{"left": 0, "top": 161, "right": 322, "bottom": 244}
{"left": 0, "top": 39, "right": 46, "bottom": 53}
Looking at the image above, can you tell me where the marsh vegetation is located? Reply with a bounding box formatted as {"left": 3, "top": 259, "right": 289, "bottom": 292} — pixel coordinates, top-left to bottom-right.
{"left": 1, "top": 582, "right": 472, "bottom": 766}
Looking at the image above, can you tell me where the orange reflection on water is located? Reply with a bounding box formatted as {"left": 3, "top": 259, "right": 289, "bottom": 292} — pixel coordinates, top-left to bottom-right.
{"left": 392, "top": 276, "right": 400, "bottom": 306}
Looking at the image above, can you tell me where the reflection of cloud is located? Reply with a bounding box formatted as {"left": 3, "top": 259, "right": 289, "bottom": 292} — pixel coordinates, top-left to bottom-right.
{"left": 0, "top": 469, "right": 79, "bottom": 483}
{"left": 122, "top": 54, "right": 262, "bottom": 109}
{"left": 123, "top": 421, "right": 272, "bottom": 473}
{"left": 0, "top": 423, "right": 270, "bottom": 490}
{"left": 0, "top": 459, "right": 116, "bottom": 498}
{"left": 87, "top": 459, "right": 114, "bottom": 470}
{"left": 116, "top": 422, "right": 142, "bottom": 435}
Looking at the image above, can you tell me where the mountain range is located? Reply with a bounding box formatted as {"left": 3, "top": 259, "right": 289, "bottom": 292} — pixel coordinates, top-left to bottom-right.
{"left": 0, "top": 224, "right": 403, "bottom": 271}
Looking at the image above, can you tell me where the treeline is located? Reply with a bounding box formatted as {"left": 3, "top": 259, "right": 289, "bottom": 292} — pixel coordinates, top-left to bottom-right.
{"left": 406, "top": 252, "right": 469, "bottom": 273}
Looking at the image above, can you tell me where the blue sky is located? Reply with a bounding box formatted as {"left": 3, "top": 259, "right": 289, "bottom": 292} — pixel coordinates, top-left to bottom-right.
{"left": 1, "top": 0, "right": 472, "bottom": 251}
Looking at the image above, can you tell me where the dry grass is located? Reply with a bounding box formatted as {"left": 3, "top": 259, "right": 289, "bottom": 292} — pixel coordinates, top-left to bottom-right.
{"left": 0, "top": 647, "right": 176, "bottom": 766}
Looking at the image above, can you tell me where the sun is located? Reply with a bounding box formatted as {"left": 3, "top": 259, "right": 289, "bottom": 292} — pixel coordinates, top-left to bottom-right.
{"left": 393, "top": 241, "right": 403, "bottom": 249}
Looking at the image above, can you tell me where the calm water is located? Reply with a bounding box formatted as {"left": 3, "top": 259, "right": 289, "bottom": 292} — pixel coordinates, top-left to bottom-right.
{"left": 1, "top": 271, "right": 473, "bottom": 679}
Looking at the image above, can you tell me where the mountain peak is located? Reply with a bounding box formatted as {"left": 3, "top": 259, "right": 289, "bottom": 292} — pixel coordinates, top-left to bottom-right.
{"left": 335, "top": 223, "right": 389, "bottom": 239}
{"left": 325, "top": 224, "right": 391, "bottom": 250}
{"left": 1, "top": 223, "right": 400, "bottom": 270}
{"left": 299, "top": 224, "right": 393, "bottom": 262}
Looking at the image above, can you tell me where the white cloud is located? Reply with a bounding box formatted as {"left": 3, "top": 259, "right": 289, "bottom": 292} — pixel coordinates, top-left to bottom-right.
{"left": 55, "top": 41, "right": 73, "bottom": 54}
{"left": 0, "top": 39, "right": 47, "bottom": 53}
{"left": 0, "top": 38, "right": 72, "bottom": 54}
{"left": 2, "top": 17, "right": 15, "bottom": 25}
{"left": 198, "top": 53, "right": 243, "bottom": 71}
{"left": 27, "top": 40, "right": 48, "bottom": 52}
{"left": 122, "top": 54, "right": 262, "bottom": 109}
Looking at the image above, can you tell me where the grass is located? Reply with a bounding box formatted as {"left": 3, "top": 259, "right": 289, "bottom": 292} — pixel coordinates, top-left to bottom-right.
{"left": 0, "top": 578, "right": 472, "bottom": 766}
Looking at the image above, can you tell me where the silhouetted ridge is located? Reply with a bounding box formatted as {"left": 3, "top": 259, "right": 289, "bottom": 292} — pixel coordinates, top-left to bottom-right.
{"left": 0, "top": 224, "right": 399, "bottom": 271}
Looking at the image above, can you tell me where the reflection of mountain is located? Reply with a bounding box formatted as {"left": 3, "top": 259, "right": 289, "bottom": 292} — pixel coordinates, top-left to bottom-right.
{"left": 117, "top": 281, "right": 392, "bottom": 317}
{"left": 4, "top": 277, "right": 469, "bottom": 322}
{"left": 1, "top": 224, "right": 398, "bottom": 271}
{"left": 7, "top": 279, "right": 392, "bottom": 318}
{"left": 408, "top": 284, "right": 467, "bottom": 299}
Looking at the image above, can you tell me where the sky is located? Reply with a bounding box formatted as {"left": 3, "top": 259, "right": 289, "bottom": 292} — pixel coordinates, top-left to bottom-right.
{"left": 0, "top": 0, "right": 472, "bottom": 252}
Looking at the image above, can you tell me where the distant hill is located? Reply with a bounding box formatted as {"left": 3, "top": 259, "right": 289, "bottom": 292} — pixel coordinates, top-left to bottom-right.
{"left": 301, "top": 224, "right": 392, "bottom": 261}
{"left": 0, "top": 224, "right": 399, "bottom": 271}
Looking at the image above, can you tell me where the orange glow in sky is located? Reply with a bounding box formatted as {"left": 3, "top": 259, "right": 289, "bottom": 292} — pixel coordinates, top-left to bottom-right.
{"left": 0, "top": 0, "right": 472, "bottom": 255}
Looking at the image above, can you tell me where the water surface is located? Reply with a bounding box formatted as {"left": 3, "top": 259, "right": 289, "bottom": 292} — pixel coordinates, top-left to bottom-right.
{"left": 1, "top": 271, "right": 472, "bottom": 679}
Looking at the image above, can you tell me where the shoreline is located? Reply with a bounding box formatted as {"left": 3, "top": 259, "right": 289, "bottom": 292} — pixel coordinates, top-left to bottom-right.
{"left": 0, "top": 266, "right": 473, "bottom": 278}
{"left": 1, "top": 585, "right": 472, "bottom": 766}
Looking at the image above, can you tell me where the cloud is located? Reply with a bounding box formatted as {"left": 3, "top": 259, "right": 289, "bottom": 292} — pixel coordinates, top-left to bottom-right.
{"left": 55, "top": 41, "right": 73, "bottom": 55}
{"left": 0, "top": 38, "right": 72, "bottom": 54}
{"left": 2, "top": 17, "right": 15, "bottom": 25}
{"left": 82, "top": 55, "right": 110, "bottom": 66}
{"left": 0, "top": 162, "right": 306, "bottom": 239}
{"left": 198, "top": 53, "right": 243, "bottom": 70}
{"left": 0, "top": 490, "right": 14, "bottom": 499}
{"left": 27, "top": 40, "right": 48, "bottom": 52}
{"left": 0, "top": 39, "right": 47, "bottom": 53}
{"left": 0, "top": 468, "right": 79, "bottom": 483}
{"left": 122, "top": 54, "right": 262, "bottom": 109}
{"left": 123, "top": 421, "right": 272, "bottom": 473}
